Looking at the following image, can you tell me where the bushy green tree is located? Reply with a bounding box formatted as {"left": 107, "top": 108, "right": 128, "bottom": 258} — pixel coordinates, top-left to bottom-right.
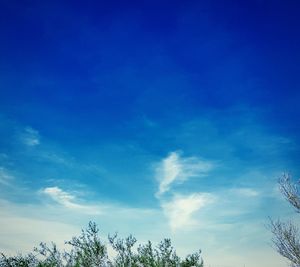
{"left": 0, "top": 222, "right": 203, "bottom": 267}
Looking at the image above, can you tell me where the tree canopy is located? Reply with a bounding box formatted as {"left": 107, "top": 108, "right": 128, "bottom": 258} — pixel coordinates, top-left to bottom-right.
{"left": 0, "top": 222, "right": 203, "bottom": 267}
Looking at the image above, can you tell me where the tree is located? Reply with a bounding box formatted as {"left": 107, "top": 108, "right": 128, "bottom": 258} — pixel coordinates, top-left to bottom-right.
{"left": 270, "top": 174, "right": 300, "bottom": 267}
{"left": 65, "top": 222, "right": 110, "bottom": 267}
{"left": 0, "top": 222, "right": 204, "bottom": 267}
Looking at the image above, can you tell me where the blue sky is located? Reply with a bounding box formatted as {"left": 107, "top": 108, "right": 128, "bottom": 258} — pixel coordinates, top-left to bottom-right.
{"left": 0, "top": 0, "right": 300, "bottom": 266}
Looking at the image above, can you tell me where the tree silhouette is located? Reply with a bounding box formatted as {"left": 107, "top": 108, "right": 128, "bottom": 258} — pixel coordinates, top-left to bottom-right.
{"left": 270, "top": 174, "right": 300, "bottom": 267}
{"left": 0, "top": 221, "right": 203, "bottom": 267}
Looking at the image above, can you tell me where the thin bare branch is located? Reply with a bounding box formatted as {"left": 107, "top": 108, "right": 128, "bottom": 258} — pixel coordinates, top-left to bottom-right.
{"left": 279, "top": 173, "right": 300, "bottom": 212}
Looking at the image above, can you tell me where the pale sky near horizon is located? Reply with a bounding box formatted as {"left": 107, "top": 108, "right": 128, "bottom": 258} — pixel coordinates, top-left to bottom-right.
{"left": 0, "top": 1, "right": 299, "bottom": 266}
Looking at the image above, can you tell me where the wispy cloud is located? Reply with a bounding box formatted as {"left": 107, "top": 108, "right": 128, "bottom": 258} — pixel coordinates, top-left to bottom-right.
{"left": 0, "top": 167, "right": 13, "bottom": 186}
{"left": 161, "top": 193, "right": 215, "bottom": 231}
{"left": 42, "top": 186, "right": 102, "bottom": 215}
{"left": 21, "top": 127, "right": 40, "bottom": 146}
{"left": 155, "top": 151, "right": 213, "bottom": 196}
{"left": 231, "top": 188, "right": 260, "bottom": 197}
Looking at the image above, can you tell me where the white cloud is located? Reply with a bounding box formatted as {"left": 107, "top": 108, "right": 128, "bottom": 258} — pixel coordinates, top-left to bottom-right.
{"left": 43, "top": 187, "right": 75, "bottom": 205}
{"left": 21, "top": 127, "right": 40, "bottom": 146}
{"left": 42, "top": 186, "right": 102, "bottom": 215}
{"left": 161, "top": 193, "right": 214, "bottom": 231}
{"left": 231, "top": 188, "right": 259, "bottom": 197}
{"left": 156, "top": 151, "right": 213, "bottom": 196}
{"left": 0, "top": 167, "right": 13, "bottom": 186}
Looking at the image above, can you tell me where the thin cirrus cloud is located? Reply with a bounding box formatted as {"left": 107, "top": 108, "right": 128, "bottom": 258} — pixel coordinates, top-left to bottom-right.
{"left": 42, "top": 186, "right": 102, "bottom": 215}
{"left": 0, "top": 167, "right": 13, "bottom": 186}
{"left": 231, "top": 188, "right": 260, "bottom": 197}
{"left": 21, "top": 127, "right": 40, "bottom": 146}
{"left": 155, "top": 151, "right": 213, "bottom": 197}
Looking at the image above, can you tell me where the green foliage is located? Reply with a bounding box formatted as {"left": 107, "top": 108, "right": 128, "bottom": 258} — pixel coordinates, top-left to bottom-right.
{"left": 65, "top": 222, "right": 110, "bottom": 267}
{"left": 0, "top": 222, "right": 203, "bottom": 267}
{"left": 0, "top": 252, "right": 37, "bottom": 267}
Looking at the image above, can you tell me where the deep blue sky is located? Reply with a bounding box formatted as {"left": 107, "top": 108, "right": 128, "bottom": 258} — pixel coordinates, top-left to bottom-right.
{"left": 0, "top": 1, "right": 300, "bottom": 266}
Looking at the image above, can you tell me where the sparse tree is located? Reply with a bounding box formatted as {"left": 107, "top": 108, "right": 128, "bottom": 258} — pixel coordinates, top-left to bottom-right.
{"left": 270, "top": 174, "right": 300, "bottom": 267}
{"left": 65, "top": 222, "right": 110, "bottom": 267}
{"left": 0, "top": 222, "right": 204, "bottom": 267}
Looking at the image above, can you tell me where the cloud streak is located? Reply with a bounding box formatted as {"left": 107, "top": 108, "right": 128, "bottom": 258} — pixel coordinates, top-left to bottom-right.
{"left": 155, "top": 151, "right": 213, "bottom": 196}
{"left": 42, "top": 186, "right": 102, "bottom": 215}
{"left": 21, "top": 127, "right": 40, "bottom": 146}
{"left": 231, "top": 188, "right": 260, "bottom": 197}
{"left": 0, "top": 167, "right": 13, "bottom": 186}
